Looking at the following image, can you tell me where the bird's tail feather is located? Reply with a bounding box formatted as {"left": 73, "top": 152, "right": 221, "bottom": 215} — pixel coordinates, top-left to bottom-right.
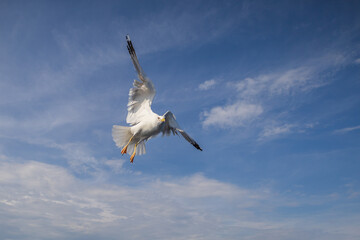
{"left": 112, "top": 125, "right": 147, "bottom": 156}
{"left": 112, "top": 125, "right": 132, "bottom": 148}
{"left": 127, "top": 141, "right": 146, "bottom": 156}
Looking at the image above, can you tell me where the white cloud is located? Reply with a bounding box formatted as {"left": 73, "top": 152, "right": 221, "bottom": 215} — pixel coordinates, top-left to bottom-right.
{"left": 234, "top": 76, "right": 269, "bottom": 99}
{"left": 0, "top": 100, "right": 91, "bottom": 135}
{"left": 236, "top": 53, "right": 352, "bottom": 100}
{"left": 202, "top": 102, "right": 263, "bottom": 128}
{"left": 333, "top": 125, "right": 360, "bottom": 134}
{"left": 0, "top": 159, "right": 359, "bottom": 240}
{"left": 155, "top": 173, "right": 255, "bottom": 199}
{"left": 0, "top": 135, "right": 122, "bottom": 176}
{"left": 259, "top": 124, "right": 294, "bottom": 139}
{"left": 234, "top": 67, "right": 320, "bottom": 100}
{"left": 202, "top": 52, "right": 351, "bottom": 129}
{"left": 269, "top": 67, "right": 315, "bottom": 95}
{"left": 198, "top": 79, "right": 217, "bottom": 90}
{"left": 0, "top": 160, "right": 270, "bottom": 239}
{"left": 354, "top": 58, "right": 360, "bottom": 64}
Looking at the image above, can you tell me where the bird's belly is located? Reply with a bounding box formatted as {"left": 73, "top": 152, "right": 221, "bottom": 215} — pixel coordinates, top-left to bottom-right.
{"left": 141, "top": 126, "right": 161, "bottom": 138}
{"left": 131, "top": 121, "right": 161, "bottom": 140}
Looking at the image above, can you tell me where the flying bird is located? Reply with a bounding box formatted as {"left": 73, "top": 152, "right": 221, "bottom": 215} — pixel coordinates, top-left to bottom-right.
{"left": 112, "top": 35, "right": 202, "bottom": 163}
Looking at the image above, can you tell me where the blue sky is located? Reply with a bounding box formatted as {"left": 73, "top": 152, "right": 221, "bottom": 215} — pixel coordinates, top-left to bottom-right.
{"left": 0, "top": 0, "right": 360, "bottom": 239}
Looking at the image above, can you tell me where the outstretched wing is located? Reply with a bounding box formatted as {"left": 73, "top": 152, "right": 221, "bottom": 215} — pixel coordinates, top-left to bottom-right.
{"left": 162, "top": 111, "right": 202, "bottom": 151}
{"left": 126, "top": 35, "right": 156, "bottom": 125}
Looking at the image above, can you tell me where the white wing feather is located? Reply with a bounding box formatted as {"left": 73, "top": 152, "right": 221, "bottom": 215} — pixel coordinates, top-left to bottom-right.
{"left": 162, "top": 111, "right": 202, "bottom": 151}
{"left": 126, "top": 35, "right": 156, "bottom": 125}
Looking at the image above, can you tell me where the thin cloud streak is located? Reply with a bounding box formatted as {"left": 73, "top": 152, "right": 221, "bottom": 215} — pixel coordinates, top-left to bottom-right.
{"left": 333, "top": 125, "right": 360, "bottom": 134}
{"left": 125, "top": 1, "right": 250, "bottom": 55}
{"left": 259, "top": 124, "right": 294, "bottom": 139}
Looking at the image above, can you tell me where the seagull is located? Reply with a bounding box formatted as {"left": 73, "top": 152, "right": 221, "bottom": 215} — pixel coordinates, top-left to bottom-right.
{"left": 112, "top": 35, "right": 202, "bottom": 163}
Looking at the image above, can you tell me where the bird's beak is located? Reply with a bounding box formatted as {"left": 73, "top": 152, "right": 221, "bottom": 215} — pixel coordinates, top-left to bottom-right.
{"left": 161, "top": 117, "right": 166, "bottom": 122}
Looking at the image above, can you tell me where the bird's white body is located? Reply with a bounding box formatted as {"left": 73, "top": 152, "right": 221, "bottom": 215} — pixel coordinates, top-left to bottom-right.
{"left": 130, "top": 114, "right": 162, "bottom": 140}
{"left": 112, "top": 35, "right": 202, "bottom": 162}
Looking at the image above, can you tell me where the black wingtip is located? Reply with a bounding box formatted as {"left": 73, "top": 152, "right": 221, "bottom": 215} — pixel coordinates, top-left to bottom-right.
{"left": 126, "top": 35, "right": 136, "bottom": 56}
{"left": 194, "top": 143, "right": 203, "bottom": 151}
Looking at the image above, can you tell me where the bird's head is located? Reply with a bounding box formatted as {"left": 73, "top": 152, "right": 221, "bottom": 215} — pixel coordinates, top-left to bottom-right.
{"left": 157, "top": 116, "right": 166, "bottom": 123}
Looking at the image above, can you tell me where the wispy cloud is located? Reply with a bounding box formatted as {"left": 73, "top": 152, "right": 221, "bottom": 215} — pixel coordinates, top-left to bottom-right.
{"left": 202, "top": 52, "right": 354, "bottom": 131}
{"left": 0, "top": 34, "right": 126, "bottom": 106}
{"left": 0, "top": 160, "right": 268, "bottom": 239}
{"left": 0, "top": 97, "right": 111, "bottom": 139}
{"left": 0, "top": 159, "right": 359, "bottom": 240}
{"left": 234, "top": 65, "right": 325, "bottom": 100}
{"left": 125, "top": 2, "right": 250, "bottom": 55}
{"left": 333, "top": 125, "right": 360, "bottom": 134}
{"left": 259, "top": 124, "right": 294, "bottom": 139}
{"left": 198, "top": 79, "right": 217, "bottom": 90}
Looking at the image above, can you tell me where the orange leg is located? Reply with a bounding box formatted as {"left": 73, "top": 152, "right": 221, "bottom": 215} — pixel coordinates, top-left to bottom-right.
{"left": 130, "top": 143, "right": 138, "bottom": 163}
{"left": 121, "top": 135, "right": 134, "bottom": 155}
